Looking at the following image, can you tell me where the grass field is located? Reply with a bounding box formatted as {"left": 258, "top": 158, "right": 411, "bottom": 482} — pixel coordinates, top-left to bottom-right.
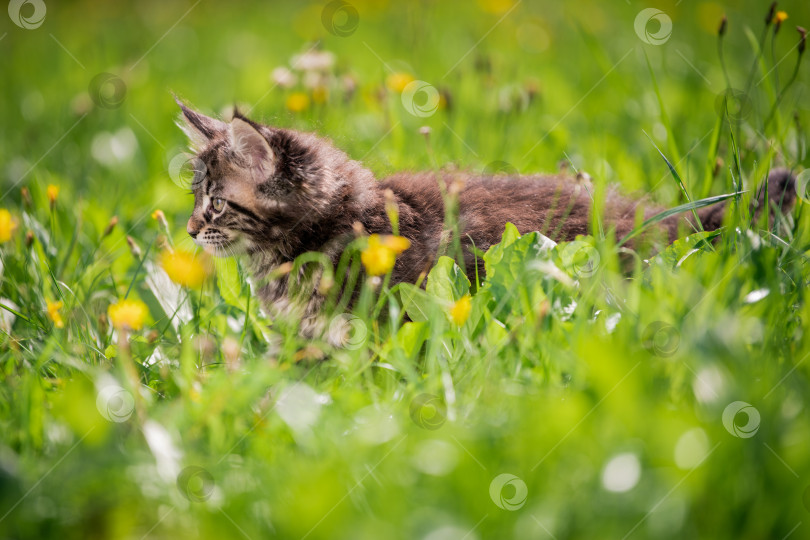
{"left": 1, "top": 0, "right": 810, "bottom": 538}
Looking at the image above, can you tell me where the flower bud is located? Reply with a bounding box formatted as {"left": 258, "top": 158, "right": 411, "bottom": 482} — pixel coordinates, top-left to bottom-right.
{"left": 103, "top": 216, "right": 118, "bottom": 238}
{"left": 20, "top": 187, "right": 32, "bottom": 209}
{"left": 713, "top": 157, "right": 725, "bottom": 178}
{"left": 47, "top": 184, "right": 59, "bottom": 210}
{"left": 151, "top": 209, "right": 169, "bottom": 232}
{"left": 126, "top": 236, "right": 142, "bottom": 259}
{"left": 765, "top": 2, "right": 777, "bottom": 26}
{"left": 774, "top": 11, "right": 788, "bottom": 34}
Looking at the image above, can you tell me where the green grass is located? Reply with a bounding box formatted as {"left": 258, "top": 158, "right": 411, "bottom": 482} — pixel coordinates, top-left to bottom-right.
{"left": 1, "top": 1, "right": 810, "bottom": 538}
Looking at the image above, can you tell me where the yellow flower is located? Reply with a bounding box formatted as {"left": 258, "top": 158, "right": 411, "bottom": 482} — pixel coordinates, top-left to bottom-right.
{"left": 0, "top": 209, "right": 17, "bottom": 243}
{"left": 46, "top": 300, "right": 65, "bottom": 329}
{"left": 385, "top": 72, "right": 415, "bottom": 94}
{"left": 47, "top": 184, "right": 60, "bottom": 204}
{"left": 108, "top": 299, "right": 148, "bottom": 331}
{"left": 381, "top": 235, "right": 411, "bottom": 254}
{"left": 774, "top": 11, "right": 788, "bottom": 24}
{"left": 151, "top": 209, "right": 169, "bottom": 231}
{"left": 361, "top": 235, "right": 396, "bottom": 276}
{"left": 159, "top": 249, "right": 210, "bottom": 289}
{"left": 361, "top": 234, "right": 410, "bottom": 276}
{"left": 449, "top": 294, "right": 472, "bottom": 326}
{"left": 286, "top": 92, "right": 310, "bottom": 112}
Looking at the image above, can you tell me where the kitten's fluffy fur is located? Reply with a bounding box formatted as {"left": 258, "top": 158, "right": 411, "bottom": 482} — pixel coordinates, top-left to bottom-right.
{"left": 177, "top": 100, "right": 796, "bottom": 329}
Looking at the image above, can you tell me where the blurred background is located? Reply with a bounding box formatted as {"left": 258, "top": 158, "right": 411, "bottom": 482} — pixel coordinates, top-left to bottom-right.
{"left": 1, "top": 0, "right": 809, "bottom": 539}
{"left": 3, "top": 0, "right": 808, "bottom": 228}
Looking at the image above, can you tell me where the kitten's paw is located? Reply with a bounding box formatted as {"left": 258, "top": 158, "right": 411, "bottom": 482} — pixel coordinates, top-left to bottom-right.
{"left": 325, "top": 314, "right": 368, "bottom": 349}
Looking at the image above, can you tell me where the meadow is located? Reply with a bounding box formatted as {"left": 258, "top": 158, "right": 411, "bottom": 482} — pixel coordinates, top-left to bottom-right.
{"left": 1, "top": 0, "right": 810, "bottom": 538}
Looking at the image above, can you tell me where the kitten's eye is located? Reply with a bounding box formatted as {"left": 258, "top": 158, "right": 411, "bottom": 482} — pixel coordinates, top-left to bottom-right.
{"left": 212, "top": 198, "right": 226, "bottom": 212}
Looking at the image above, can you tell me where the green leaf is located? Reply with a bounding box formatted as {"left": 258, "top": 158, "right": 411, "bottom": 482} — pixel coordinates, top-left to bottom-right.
{"left": 483, "top": 228, "right": 556, "bottom": 286}
{"left": 216, "top": 257, "right": 244, "bottom": 309}
{"left": 393, "top": 321, "right": 428, "bottom": 358}
{"left": 479, "top": 228, "right": 559, "bottom": 318}
{"left": 426, "top": 256, "right": 470, "bottom": 303}
{"left": 484, "top": 318, "right": 509, "bottom": 352}
{"left": 650, "top": 230, "right": 723, "bottom": 269}
{"left": 483, "top": 222, "right": 521, "bottom": 278}
{"left": 398, "top": 283, "right": 435, "bottom": 323}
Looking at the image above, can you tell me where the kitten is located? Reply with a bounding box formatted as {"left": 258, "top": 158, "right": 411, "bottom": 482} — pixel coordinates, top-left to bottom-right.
{"left": 176, "top": 99, "right": 796, "bottom": 330}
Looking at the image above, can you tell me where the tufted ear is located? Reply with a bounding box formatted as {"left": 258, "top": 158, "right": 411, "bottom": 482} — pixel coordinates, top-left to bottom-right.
{"left": 229, "top": 114, "right": 274, "bottom": 172}
{"left": 174, "top": 96, "right": 226, "bottom": 150}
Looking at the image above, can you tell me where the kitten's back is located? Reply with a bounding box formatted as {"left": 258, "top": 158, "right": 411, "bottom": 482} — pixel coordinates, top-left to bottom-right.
{"left": 378, "top": 168, "right": 796, "bottom": 282}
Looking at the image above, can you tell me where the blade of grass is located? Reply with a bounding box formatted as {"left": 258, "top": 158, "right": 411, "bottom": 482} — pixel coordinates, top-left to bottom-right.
{"left": 618, "top": 191, "right": 744, "bottom": 246}
{"left": 644, "top": 51, "right": 683, "bottom": 167}
{"left": 239, "top": 288, "right": 251, "bottom": 346}
{"left": 743, "top": 24, "right": 770, "bottom": 96}
{"left": 643, "top": 130, "right": 705, "bottom": 233}
{"left": 0, "top": 302, "right": 46, "bottom": 330}
{"left": 56, "top": 209, "right": 82, "bottom": 279}
{"left": 702, "top": 106, "right": 725, "bottom": 197}
{"left": 124, "top": 236, "right": 155, "bottom": 300}
{"left": 726, "top": 114, "right": 743, "bottom": 217}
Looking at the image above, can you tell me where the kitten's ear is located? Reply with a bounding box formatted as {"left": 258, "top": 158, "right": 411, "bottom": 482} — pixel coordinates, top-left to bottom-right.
{"left": 174, "top": 96, "right": 226, "bottom": 150}
{"left": 229, "top": 116, "right": 274, "bottom": 171}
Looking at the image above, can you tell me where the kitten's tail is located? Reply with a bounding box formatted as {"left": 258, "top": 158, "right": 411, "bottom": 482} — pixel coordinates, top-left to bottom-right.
{"left": 682, "top": 168, "right": 797, "bottom": 236}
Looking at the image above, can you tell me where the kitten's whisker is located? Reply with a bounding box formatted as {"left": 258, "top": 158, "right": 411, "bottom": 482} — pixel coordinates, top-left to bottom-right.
{"left": 177, "top": 236, "right": 199, "bottom": 251}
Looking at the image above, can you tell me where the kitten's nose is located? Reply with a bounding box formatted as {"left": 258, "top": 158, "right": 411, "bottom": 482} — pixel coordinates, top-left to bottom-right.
{"left": 187, "top": 218, "right": 202, "bottom": 239}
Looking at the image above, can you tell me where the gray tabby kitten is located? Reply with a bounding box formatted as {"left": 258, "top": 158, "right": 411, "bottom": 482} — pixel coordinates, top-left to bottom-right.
{"left": 176, "top": 99, "right": 796, "bottom": 333}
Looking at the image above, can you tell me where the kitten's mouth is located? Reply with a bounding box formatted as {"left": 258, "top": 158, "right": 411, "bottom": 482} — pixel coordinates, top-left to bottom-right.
{"left": 194, "top": 232, "right": 246, "bottom": 257}
{"left": 203, "top": 240, "right": 247, "bottom": 257}
{"left": 203, "top": 242, "right": 233, "bottom": 257}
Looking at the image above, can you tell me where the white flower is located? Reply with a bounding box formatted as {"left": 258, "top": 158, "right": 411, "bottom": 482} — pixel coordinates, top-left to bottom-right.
{"left": 143, "top": 420, "right": 182, "bottom": 483}
{"left": 271, "top": 66, "right": 297, "bottom": 88}
{"left": 302, "top": 70, "right": 325, "bottom": 89}
{"left": 91, "top": 127, "right": 138, "bottom": 166}
{"left": 291, "top": 50, "right": 335, "bottom": 72}
{"left": 0, "top": 298, "right": 17, "bottom": 333}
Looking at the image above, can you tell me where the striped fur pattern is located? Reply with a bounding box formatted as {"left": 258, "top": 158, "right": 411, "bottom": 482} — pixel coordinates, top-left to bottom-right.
{"left": 177, "top": 100, "right": 797, "bottom": 333}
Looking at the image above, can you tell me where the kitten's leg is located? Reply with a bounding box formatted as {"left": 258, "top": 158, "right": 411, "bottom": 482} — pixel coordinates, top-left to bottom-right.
{"left": 257, "top": 259, "right": 362, "bottom": 346}
{"left": 298, "top": 294, "right": 328, "bottom": 340}
{"left": 259, "top": 269, "right": 333, "bottom": 342}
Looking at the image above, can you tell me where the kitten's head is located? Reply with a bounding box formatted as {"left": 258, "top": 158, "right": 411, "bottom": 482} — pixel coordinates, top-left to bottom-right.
{"left": 176, "top": 99, "right": 344, "bottom": 257}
